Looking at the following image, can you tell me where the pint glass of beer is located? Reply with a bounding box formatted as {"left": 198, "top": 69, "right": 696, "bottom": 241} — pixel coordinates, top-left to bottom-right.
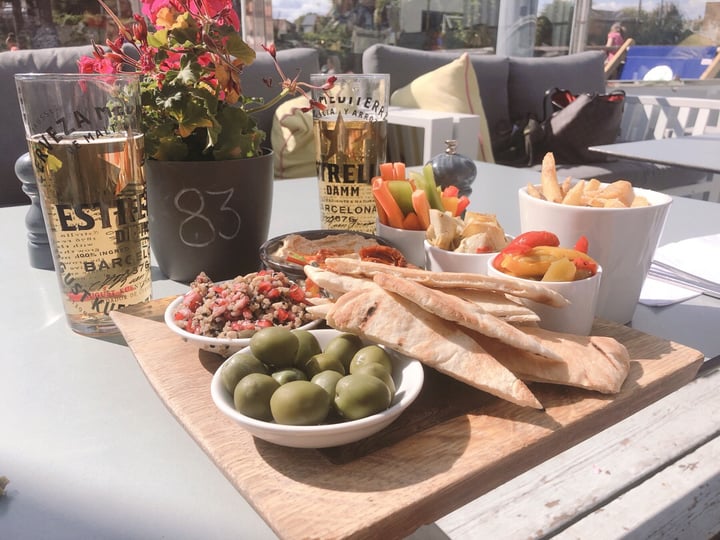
{"left": 15, "top": 73, "right": 151, "bottom": 336}
{"left": 311, "top": 73, "right": 389, "bottom": 233}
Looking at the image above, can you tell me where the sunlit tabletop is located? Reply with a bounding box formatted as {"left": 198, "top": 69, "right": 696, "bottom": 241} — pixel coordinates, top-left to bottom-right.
{"left": 590, "top": 134, "right": 720, "bottom": 173}
{"left": 2, "top": 161, "right": 719, "bottom": 539}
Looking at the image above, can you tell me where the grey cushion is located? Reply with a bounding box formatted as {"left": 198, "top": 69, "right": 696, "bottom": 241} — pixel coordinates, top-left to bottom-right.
{"left": 0, "top": 46, "right": 319, "bottom": 207}
{"left": 507, "top": 51, "right": 607, "bottom": 124}
{"left": 362, "top": 44, "right": 511, "bottom": 145}
{"left": 0, "top": 45, "right": 99, "bottom": 206}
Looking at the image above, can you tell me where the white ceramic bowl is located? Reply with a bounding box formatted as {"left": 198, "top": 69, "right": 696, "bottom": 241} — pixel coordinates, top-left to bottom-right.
{"left": 488, "top": 263, "right": 603, "bottom": 336}
{"left": 518, "top": 185, "right": 672, "bottom": 324}
{"left": 376, "top": 221, "right": 427, "bottom": 268}
{"left": 210, "top": 329, "right": 425, "bottom": 448}
{"left": 164, "top": 296, "right": 321, "bottom": 357}
{"left": 424, "top": 237, "right": 511, "bottom": 275}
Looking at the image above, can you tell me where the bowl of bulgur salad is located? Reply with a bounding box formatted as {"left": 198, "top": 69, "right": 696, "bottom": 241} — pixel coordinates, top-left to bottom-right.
{"left": 165, "top": 270, "right": 321, "bottom": 356}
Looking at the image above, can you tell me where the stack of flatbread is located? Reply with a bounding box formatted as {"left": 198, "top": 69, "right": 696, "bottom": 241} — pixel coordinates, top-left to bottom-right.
{"left": 304, "top": 258, "right": 630, "bottom": 410}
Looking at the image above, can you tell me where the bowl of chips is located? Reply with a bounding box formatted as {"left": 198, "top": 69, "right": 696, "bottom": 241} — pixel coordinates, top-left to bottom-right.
{"left": 519, "top": 153, "right": 672, "bottom": 323}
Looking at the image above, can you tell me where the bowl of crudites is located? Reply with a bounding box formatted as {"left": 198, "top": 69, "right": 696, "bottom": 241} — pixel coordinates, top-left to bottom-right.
{"left": 165, "top": 270, "right": 321, "bottom": 357}
{"left": 211, "top": 328, "right": 424, "bottom": 448}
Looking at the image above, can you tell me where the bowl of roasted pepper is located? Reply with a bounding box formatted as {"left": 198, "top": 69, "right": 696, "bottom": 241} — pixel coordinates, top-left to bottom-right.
{"left": 488, "top": 231, "right": 602, "bottom": 335}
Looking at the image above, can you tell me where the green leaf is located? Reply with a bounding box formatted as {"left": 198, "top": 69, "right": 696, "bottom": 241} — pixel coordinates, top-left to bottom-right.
{"left": 211, "top": 106, "right": 265, "bottom": 160}
{"left": 173, "top": 99, "right": 214, "bottom": 138}
{"left": 147, "top": 29, "right": 168, "bottom": 48}
{"left": 224, "top": 33, "right": 256, "bottom": 66}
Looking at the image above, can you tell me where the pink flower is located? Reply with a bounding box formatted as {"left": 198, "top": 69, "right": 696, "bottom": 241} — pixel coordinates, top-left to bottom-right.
{"left": 77, "top": 55, "right": 116, "bottom": 74}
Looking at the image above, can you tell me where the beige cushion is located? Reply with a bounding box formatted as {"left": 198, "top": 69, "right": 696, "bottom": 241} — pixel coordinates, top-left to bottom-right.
{"left": 271, "top": 96, "right": 316, "bottom": 179}
{"left": 390, "top": 53, "right": 495, "bottom": 163}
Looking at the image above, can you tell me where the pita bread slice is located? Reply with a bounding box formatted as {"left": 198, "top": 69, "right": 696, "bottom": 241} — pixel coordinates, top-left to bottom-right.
{"left": 303, "top": 265, "right": 373, "bottom": 297}
{"left": 373, "top": 273, "right": 563, "bottom": 363}
{"left": 326, "top": 285, "right": 544, "bottom": 409}
{"left": 323, "top": 257, "right": 569, "bottom": 307}
{"left": 443, "top": 289, "right": 539, "bottom": 323}
{"left": 472, "top": 326, "right": 630, "bottom": 394}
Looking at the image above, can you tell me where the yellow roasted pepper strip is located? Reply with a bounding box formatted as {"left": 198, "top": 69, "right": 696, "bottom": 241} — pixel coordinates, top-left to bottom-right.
{"left": 499, "top": 246, "right": 596, "bottom": 279}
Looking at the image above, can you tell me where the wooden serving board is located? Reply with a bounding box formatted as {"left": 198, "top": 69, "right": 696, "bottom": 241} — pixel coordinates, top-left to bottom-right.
{"left": 112, "top": 298, "right": 703, "bottom": 540}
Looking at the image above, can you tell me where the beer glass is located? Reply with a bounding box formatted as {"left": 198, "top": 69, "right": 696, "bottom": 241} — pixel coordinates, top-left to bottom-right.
{"left": 15, "top": 73, "right": 152, "bottom": 336}
{"left": 311, "top": 73, "right": 389, "bottom": 233}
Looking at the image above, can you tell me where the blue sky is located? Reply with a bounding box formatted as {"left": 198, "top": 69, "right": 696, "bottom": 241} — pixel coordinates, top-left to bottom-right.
{"left": 272, "top": 0, "right": 331, "bottom": 22}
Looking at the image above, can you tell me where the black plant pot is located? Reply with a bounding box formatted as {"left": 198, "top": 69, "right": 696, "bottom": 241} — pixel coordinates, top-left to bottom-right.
{"left": 145, "top": 151, "right": 274, "bottom": 283}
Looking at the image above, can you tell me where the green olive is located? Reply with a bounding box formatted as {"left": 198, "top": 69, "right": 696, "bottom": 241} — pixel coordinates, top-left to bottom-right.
{"left": 334, "top": 373, "right": 392, "bottom": 420}
{"left": 349, "top": 345, "right": 393, "bottom": 375}
{"left": 353, "top": 362, "right": 396, "bottom": 395}
{"left": 311, "top": 370, "right": 344, "bottom": 399}
{"left": 249, "top": 327, "right": 299, "bottom": 369}
{"left": 233, "top": 373, "right": 280, "bottom": 421}
{"left": 220, "top": 352, "right": 268, "bottom": 394}
{"left": 270, "top": 380, "right": 330, "bottom": 425}
{"left": 292, "top": 329, "right": 322, "bottom": 368}
{"left": 303, "top": 352, "right": 346, "bottom": 378}
{"left": 323, "top": 333, "right": 364, "bottom": 372}
{"left": 271, "top": 368, "right": 308, "bottom": 385}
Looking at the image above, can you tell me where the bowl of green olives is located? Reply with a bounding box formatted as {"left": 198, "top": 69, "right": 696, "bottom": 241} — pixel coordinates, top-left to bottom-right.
{"left": 210, "top": 328, "right": 424, "bottom": 448}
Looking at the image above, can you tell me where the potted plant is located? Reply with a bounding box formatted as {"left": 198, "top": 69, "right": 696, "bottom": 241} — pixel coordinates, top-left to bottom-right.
{"left": 78, "top": 0, "right": 333, "bottom": 282}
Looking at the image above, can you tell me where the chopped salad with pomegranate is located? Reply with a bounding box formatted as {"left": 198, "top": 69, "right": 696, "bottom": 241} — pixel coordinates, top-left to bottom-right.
{"left": 172, "top": 271, "right": 313, "bottom": 339}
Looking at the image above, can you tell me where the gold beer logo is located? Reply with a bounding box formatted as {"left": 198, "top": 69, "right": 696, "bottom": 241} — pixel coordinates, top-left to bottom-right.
{"left": 316, "top": 95, "right": 386, "bottom": 122}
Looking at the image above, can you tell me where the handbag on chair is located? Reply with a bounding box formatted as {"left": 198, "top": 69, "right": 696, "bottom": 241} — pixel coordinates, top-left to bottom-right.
{"left": 525, "top": 88, "right": 626, "bottom": 165}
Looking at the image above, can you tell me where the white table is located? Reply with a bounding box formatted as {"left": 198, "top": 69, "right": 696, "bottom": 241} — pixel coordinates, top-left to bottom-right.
{"left": 2, "top": 163, "right": 720, "bottom": 539}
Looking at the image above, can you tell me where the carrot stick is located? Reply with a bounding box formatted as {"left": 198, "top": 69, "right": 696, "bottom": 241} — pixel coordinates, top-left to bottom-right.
{"left": 393, "top": 162, "right": 406, "bottom": 180}
{"left": 373, "top": 193, "right": 389, "bottom": 225}
{"left": 379, "top": 163, "right": 395, "bottom": 182}
{"left": 402, "top": 212, "right": 423, "bottom": 231}
{"left": 411, "top": 189, "right": 431, "bottom": 230}
{"left": 372, "top": 177, "right": 404, "bottom": 228}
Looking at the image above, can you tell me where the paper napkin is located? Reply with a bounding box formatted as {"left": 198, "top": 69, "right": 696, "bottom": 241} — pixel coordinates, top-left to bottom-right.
{"left": 653, "top": 233, "right": 720, "bottom": 285}
{"left": 639, "top": 278, "right": 701, "bottom": 306}
{"left": 639, "top": 233, "right": 720, "bottom": 307}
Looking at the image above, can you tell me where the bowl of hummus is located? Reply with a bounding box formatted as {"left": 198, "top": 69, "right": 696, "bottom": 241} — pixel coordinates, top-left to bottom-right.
{"left": 260, "top": 229, "right": 399, "bottom": 280}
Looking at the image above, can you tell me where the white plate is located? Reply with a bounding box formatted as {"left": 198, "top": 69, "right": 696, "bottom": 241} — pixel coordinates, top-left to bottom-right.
{"left": 210, "top": 329, "right": 425, "bottom": 448}
{"left": 164, "top": 296, "right": 321, "bottom": 357}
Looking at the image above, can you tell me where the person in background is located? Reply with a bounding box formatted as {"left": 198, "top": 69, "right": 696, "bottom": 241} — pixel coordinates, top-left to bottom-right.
{"left": 605, "top": 22, "right": 625, "bottom": 63}
{"left": 5, "top": 32, "right": 19, "bottom": 51}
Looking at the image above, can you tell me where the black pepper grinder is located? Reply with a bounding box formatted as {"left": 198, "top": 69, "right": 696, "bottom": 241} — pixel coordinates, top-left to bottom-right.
{"left": 15, "top": 152, "right": 54, "bottom": 270}
{"left": 429, "top": 139, "right": 477, "bottom": 198}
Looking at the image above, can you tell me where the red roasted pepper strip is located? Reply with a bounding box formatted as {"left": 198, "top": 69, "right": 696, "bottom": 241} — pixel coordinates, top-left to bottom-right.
{"left": 286, "top": 251, "right": 308, "bottom": 266}
{"left": 456, "top": 196, "right": 470, "bottom": 216}
{"left": 493, "top": 231, "right": 561, "bottom": 270}
{"left": 573, "top": 256, "right": 597, "bottom": 274}
{"left": 574, "top": 235, "right": 589, "bottom": 253}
